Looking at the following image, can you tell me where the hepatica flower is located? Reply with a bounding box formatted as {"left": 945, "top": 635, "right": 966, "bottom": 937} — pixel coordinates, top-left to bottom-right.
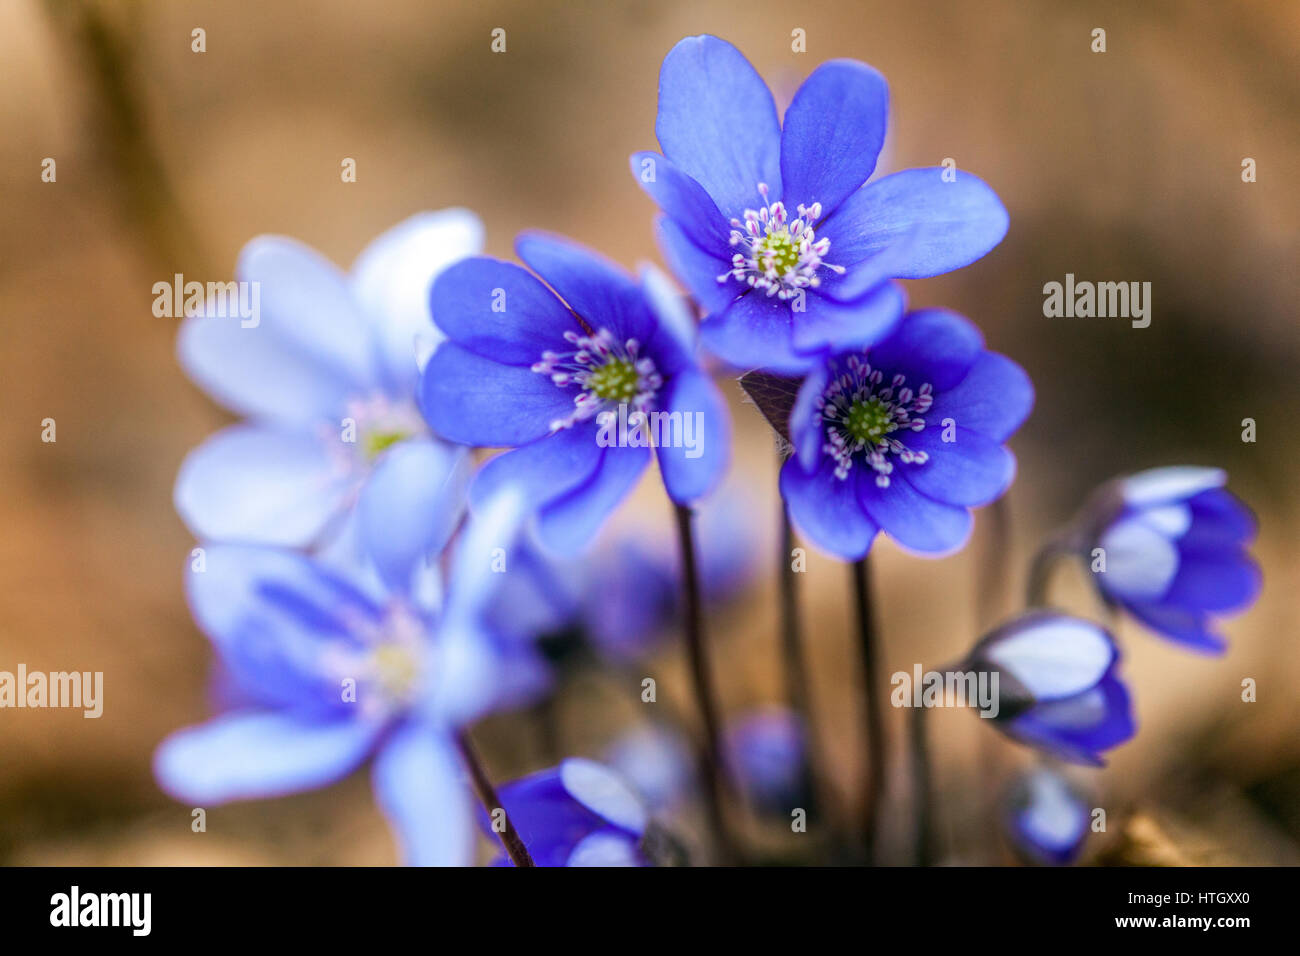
{"left": 481, "top": 759, "right": 650, "bottom": 866}
{"left": 1004, "top": 767, "right": 1090, "bottom": 866}
{"left": 779, "top": 308, "right": 1032, "bottom": 559}
{"left": 963, "top": 611, "right": 1135, "bottom": 766}
{"left": 421, "top": 232, "right": 730, "bottom": 553}
{"left": 175, "top": 211, "right": 480, "bottom": 548}
{"left": 485, "top": 492, "right": 760, "bottom": 664}
{"left": 1076, "top": 467, "right": 1261, "bottom": 654}
{"left": 154, "top": 484, "right": 544, "bottom": 866}
{"left": 725, "top": 707, "right": 813, "bottom": 817}
{"left": 633, "top": 35, "right": 1009, "bottom": 373}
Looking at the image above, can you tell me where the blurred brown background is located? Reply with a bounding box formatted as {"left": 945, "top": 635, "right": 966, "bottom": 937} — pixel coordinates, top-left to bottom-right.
{"left": 1, "top": 0, "right": 1296, "bottom": 864}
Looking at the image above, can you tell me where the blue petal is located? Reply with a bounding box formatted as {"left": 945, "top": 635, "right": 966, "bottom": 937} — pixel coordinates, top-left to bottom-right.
{"left": 468, "top": 426, "right": 605, "bottom": 519}
{"left": 902, "top": 427, "right": 1015, "bottom": 507}
{"left": 654, "top": 217, "right": 738, "bottom": 316}
{"left": 1008, "top": 768, "right": 1089, "bottom": 865}
{"left": 371, "top": 720, "right": 475, "bottom": 866}
{"left": 820, "top": 168, "right": 1009, "bottom": 278}
{"left": 866, "top": 308, "right": 984, "bottom": 391}
{"left": 560, "top": 758, "right": 649, "bottom": 834}
{"left": 349, "top": 209, "right": 484, "bottom": 396}
{"left": 178, "top": 238, "right": 381, "bottom": 424}
{"left": 699, "top": 293, "right": 811, "bottom": 375}
{"left": 603, "top": 725, "right": 695, "bottom": 812}
{"left": 930, "top": 352, "right": 1034, "bottom": 442}
{"left": 185, "top": 545, "right": 382, "bottom": 712}
{"left": 858, "top": 471, "right": 973, "bottom": 555}
{"left": 359, "top": 438, "right": 471, "bottom": 594}
{"left": 419, "top": 342, "right": 576, "bottom": 446}
{"left": 1184, "top": 489, "right": 1257, "bottom": 546}
{"left": 1005, "top": 673, "right": 1135, "bottom": 766}
{"left": 566, "top": 828, "right": 647, "bottom": 866}
{"left": 515, "top": 232, "right": 657, "bottom": 346}
{"left": 1120, "top": 466, "right": 1224, "bottom": 508}
{"left": 154, "top": 711, "right": 381, "bottom": 803}
{"left": 537, "top": 445, "right": 651, "bottom": 554}
{"left": 790, "top": 283, "right": 906, "bottom": 354}
{"left": 639, "top": 263, "right": 698, "bottom": 376}
{"left": 655, "top": 368, "right": 731, "bottom": 503}
{"left": 655, "top": 35, "right": 783, "bottom": 218}
{"left": 487, "top": 767, "right": 604, "bottom": 867}
{"left": 174, "top": 424, "right": 354, "bottom": 547}
{"left": 780, "top": 458, "right": 879, "bottom": 560}
{"left": 780, "top": 60, "right": 889, "bottom": 216}
{"left": 430, "top": 257, "right": 579, "bottom": 365}
{"left": 790, "top": 364, "right": 830, "bottom": 472}
{"left": 1123, "top": 602, "right": 1226, "bottom": 654}
{"left": 1097, "top": 515, "right": 1180, "bottom": 601}
{"left": 630, "top": 152, "right": 731, "bottom": 251}
{"left": 1162, "top": 549, "right": 1261, "bottom": 613}
{"left": 974, "top": 613, "right": 1117, "bottom": 703}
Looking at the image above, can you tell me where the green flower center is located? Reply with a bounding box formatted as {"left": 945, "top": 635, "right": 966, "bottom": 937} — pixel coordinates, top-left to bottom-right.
{"left": 586, "top": 358, "right": 640, "bottom": 402}
{"left": 755, "top": 229, "right": 801, "bottom": 275}
{"left": 844, "top": 397, "right": 893, "bottom": 447}
{"left": 371, "top": 644, "right": 420, "bottom": 701}
{"left": 364, "top": 429, "right": 410, "bottom": 460}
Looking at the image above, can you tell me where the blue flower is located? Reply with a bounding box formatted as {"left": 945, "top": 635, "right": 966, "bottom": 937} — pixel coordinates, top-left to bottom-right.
{"left": 175, "top": 211, "right": 481, "bottom": 548}
{"left": 1080, "top": 467, "right": 1261, "bottom": 654}
{"left": 485, "top": 490, "right": 760, "bottom": 663}
{"left": 1004, "top": 767, "right": 1090, "bottom": 865}
{"left": 964, "top": 611, "right": 1135, "bottom": 766}
{"left": 603, "top": 725, "right": 696, "bottom": 814}
{"left": 154, "top": 484, "right": 545, "bottom": 866}
{"left": 725, "top": 707, "right": 812, "bottom": 816}
{"left": 779, "top": 308, "right": 1032, "bottom": 559}
{"left": 633, "top": 35, "right": 1008, "bottom": 373}
{"left": 420, "top": 232, "right": 731, "bottom": 553}
{"left": 480, "top": 759, "right": 650, "bottom": 867}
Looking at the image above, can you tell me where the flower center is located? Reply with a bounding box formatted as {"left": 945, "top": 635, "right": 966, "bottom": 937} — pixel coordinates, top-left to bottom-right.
{"left": 532, "top": 328, "right": 663, "bottom": 431}
{"left": 819, "top": 353, "right": 933, "bottom": 486}
{"left": 370, "top": 643, "right": 421, "bottom": 701}
{"left": 718, "top": 183, "right": 844, "bottom": 300}
{"left": 341, "top": 394, "right": 427, "bottom": 464}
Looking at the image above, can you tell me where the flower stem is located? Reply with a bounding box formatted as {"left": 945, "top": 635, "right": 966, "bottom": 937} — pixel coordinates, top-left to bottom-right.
{"left": 850, "top": 555, "right": 886, "bottom": 864}
{"left": 673, "top": 501, "right": 736, "bottom": 864}
{"left": 909, "top": 705, "right": 934, "bottom": 866}
{"left": 779, "top": 503, "right": 829, "bottom": 817}
{"left": 1026, "top": 529, "right": 1077, "bottom": 607}
{"left": 455, "top": 730, "right": 535, "bottom": 868}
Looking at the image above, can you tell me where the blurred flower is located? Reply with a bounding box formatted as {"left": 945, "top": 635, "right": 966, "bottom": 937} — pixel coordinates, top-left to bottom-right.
{"left": 481, "top": 758, "right": 650, "bottom": 867}
{"left": 175, "top": 211, "right": 481, "bottom": 548}
{"left": 603, "top": 725, "right": 696, "bottom": 813}
{"left": 633, "top": 35, "right": 1007, "bottom": 373}
{"left": 780, "top": 309, "right": 1032, "bottom": 559}
{"left": 486, "top": 490, "right": 761, "bottom": 664}
{"left": 154, "top": 486, "right": 545, "bottom": 866}
{"left": 964, "top": 611, "right": 1135, "bottom": 766}
{"left": 1004, "top": 766, "right": 1090, "bottom": 865}
{"left": 725, "top": 707, "right": 812, "bottom": 816}
{"left": 1077, "top": 467, "right": 1261, "bottom": 654}
{"left": 421, "top": 233, "right": 730, "bottom": 553}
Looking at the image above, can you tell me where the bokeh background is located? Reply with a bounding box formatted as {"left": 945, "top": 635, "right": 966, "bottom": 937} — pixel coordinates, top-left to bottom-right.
{"left": 2, "top": 0, "right": 1296, "bottom": 864}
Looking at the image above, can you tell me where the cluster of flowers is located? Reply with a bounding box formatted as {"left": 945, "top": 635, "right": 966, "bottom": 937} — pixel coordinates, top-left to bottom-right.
{"left": 156, "top": 36, "right": 1260, "bottom": 866}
